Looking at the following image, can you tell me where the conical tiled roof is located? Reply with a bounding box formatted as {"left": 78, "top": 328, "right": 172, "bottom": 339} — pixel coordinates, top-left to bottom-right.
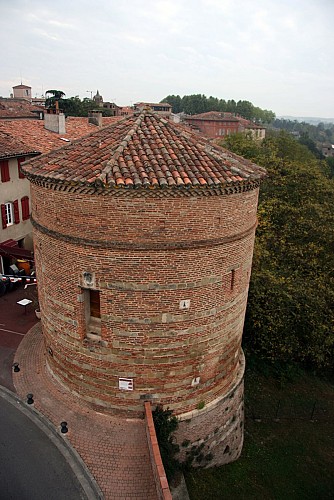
{"left": 22, "top": 111, "right": 266, "bottom": 190}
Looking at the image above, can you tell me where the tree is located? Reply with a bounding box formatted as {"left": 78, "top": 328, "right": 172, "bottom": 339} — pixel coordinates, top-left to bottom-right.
{"left": 45, "top": 89, "right": 66, "bottom": 100}
{"left": 152, "top": 406, "right": 180, "bottom": 481}
{"left": 224, "top": 131, "right": 334, "bottom": 372}
{"left": 45, "top": 90, "right": 66, "bottom": 111}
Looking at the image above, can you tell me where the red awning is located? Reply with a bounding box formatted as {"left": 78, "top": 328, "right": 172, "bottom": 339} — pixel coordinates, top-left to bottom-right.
{"left": 0, "top": 239, "right": 34, "bottom": 261}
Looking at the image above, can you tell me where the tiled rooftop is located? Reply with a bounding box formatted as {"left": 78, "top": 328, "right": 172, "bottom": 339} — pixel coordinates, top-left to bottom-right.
{"left": 186, "top": 111, "right": 239, "bottom": 122}
{"left": 0, "top": 131, "right": 39, "bottom": 158}
{"left": 186, "top": 111, "right": 263, "bottom": 129}
{"left": 135, "top": 102, "right": 172, "bottom": 108}
{"left": 22, "top": 111, "right": 266, "bottom": 189}
{"left": 0, "top": 116, "right": 120, "bottom": 156}
{"left": 0, "top": 99, "right": 43, "bottom": 119}
{"left": 237, "top": 116, "right": 264, "bottom": 129}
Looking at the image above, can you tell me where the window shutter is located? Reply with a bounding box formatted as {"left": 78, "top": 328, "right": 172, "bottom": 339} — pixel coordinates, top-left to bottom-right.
{"left": 0, "top": 160, "right": 10, "bottom": 182}
{"left": 17, "top": 157, "right": 25, "bottom": 179}
{"left": 21, "top": 196, "right": 30, "bottom": 220}
{"left": 13, "top": 200, "right": 20, "bottom": 224}
{"left": 1, "top": 204, "right": 7, "bottom": 229}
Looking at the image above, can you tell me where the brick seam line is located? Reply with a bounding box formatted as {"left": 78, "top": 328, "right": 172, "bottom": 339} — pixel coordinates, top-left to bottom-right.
{"left": 0, "top": 385, "right": 104, "bottom": 500}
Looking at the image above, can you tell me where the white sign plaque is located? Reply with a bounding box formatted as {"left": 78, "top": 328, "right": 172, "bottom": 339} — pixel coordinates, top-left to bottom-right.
{"left": 179, "top": 299, "right": 190, "bottom": 310}
{"left": 119, "top": 378, "right": 134, "bottom": 391}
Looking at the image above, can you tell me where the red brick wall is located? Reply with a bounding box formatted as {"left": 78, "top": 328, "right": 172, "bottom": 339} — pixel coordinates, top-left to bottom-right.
{"left": 184, "top": 118, "right": 240, "bottom": 138}
{"left": 31, "top": 184, "right": 259, "bottom": 418}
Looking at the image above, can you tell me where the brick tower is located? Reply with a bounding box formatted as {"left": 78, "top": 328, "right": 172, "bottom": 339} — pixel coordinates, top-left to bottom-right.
{"left": 23, "top": 111, "right": 266, "bottom": 467}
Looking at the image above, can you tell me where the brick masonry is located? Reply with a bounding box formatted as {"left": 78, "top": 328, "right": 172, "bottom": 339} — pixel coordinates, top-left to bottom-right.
{"left": 30, "top": 182, "right": 259, "bottom": 466}
{"left": 145, "top": 402, "right": 172, "bottom": 500}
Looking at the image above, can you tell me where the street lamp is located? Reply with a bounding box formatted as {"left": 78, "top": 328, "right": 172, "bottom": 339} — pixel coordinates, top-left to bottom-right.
{"left": 86, "top": 90, "right": 93, "bottom": 100}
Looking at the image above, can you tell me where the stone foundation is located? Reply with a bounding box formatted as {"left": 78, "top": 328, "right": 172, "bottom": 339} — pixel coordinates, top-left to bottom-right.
{"left": 175, "top": 351, "right": 245, "bottom": 468}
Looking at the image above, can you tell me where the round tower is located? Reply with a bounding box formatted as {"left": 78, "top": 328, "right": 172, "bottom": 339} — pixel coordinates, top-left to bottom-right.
{"left": 23, "top": 112, "right": 266, "bottom": 467}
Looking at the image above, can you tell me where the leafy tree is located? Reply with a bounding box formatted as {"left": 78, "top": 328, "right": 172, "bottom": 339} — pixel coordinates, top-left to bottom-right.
{"left": 271, "top": 118, "right": 334, "bottom": 144}
{"left": 236, "top": 100, "right": 254, "bottom": 120}
{"left": 45, "top": 94, "right": 116, "bottom": 117}
{"left": 222, "top": 131, "right": 334, "bottom": 372}
{"left": 45, "top": 89, "right": 66, "bottom": 100}
{"left": 152, "top": 405, "right": 180, "bottom": 481}
{"left": 298, "top": 132, "right": 323, "bottom": 158}
{"left": 45, "top": 89, "right": 66, "bottom": 109}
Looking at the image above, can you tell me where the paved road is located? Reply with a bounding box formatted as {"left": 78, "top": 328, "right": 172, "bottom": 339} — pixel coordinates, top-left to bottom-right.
{"left": 0, "top": 389, "right": 98, "bottom": 499}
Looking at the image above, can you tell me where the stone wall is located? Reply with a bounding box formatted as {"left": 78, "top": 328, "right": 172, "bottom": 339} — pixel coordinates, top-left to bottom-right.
{"left": 176, "top": 352, "right": 244, "bottom": 467}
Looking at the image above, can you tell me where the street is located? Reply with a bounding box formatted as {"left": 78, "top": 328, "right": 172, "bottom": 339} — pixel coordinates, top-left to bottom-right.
{"left": 0, "top": 390, "right": 89, "bottom": 499}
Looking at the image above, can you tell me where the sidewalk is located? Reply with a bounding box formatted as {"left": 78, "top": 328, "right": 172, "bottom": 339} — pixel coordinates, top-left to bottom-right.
{"left": 0, "top": 285, "right": 38, "bottom": 390}
{"left": 13, "top": 324, "right": 157, "bottom": 500}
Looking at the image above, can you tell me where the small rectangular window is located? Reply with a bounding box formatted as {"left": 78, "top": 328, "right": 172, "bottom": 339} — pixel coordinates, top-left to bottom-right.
{"left": 230, "top": 269, "right": 236, "bottom": 290}
{"left": 4, "top": 202, "right": 14, "bottom": 225}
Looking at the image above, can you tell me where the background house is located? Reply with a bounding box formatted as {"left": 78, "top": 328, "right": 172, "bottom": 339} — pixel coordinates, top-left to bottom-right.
{"left": 12, "top": 84, "right": 32, "bottom": 100}
{"left": 134, "top": 102, "right": 172, "bottom": 117}
{"left": 0, "top": 98, "right": 44, "bottom": 120}
{"left": 0, "top": 132, "right": 39, "bottom": 272}
{"left": 183, "top": 111, "right": 266, "bottom": 139}
{"left": 0, "top": 112, "right": 121, "bottom": 273}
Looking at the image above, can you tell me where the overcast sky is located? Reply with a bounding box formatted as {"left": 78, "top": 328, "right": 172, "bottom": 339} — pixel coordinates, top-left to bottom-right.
{"left": 1, "top": 0, "right": 333, "bottom": 118}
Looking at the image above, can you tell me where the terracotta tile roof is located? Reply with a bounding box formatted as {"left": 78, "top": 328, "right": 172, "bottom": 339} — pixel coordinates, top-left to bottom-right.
{"left": 22, "top": 111, "right": 267, "bottom": 189}
{"left": 135, "top": 102, "right": 172, "bottom": 108}
{"left": 186, "top": 111, "right": 239, "bottom": 122}
{"left": 236, "top": 116, "right": 264, "bottom": 129}
{"left": 187, "top": 112, "right": 264, "bottom": 129}
{"left": 0, "top": 116, "right": 120, "bottom": 155}
{"left": 0, "top": 131, "right": 39, "bottom": 158}
{"left": 0, "top": 99, "right": 43, "bottom": 119}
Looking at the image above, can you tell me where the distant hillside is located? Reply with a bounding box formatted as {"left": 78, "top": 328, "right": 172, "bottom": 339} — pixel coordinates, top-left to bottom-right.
{"left": 278, "top": 116, "right": 334, "bottom": 125}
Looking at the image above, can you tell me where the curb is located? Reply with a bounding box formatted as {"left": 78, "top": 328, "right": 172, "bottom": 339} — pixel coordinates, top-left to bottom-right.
{"left": 0, "top": 384, "right": 104, "bottom": 500}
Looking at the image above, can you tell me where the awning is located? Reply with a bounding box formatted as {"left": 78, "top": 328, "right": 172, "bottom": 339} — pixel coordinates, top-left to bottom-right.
{"left": 0, "top": 239, "right": 34, "bottom": 261}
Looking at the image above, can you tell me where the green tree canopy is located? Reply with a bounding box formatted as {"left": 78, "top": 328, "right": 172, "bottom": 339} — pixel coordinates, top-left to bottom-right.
{"left": 45, "top": 94, "right": 115, "bottom": 117}
{"left": 221, "top": 131, "right": 334, "bottom": 372}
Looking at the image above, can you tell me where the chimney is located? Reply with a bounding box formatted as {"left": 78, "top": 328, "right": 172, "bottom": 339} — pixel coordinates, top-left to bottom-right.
{"left": 88, "top": 111, "right": 103, "bottom": 127}
{"left": 44, "top": 108, "right": 66, "bottom": 134}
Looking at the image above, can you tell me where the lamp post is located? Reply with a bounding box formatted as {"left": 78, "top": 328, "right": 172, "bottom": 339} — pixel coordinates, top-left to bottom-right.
{"left": 86, "top": 90, "right": 93, "bottom": 100}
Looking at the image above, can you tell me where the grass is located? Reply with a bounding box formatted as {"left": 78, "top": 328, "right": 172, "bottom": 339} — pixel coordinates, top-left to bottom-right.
{"left": 184, "top": 359, "right": 334, "bottom": 499}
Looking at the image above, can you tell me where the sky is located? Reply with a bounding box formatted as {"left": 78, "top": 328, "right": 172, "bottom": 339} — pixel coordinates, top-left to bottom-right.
{"left": 1, "top": 0, "right": 334, "bottom": 118}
